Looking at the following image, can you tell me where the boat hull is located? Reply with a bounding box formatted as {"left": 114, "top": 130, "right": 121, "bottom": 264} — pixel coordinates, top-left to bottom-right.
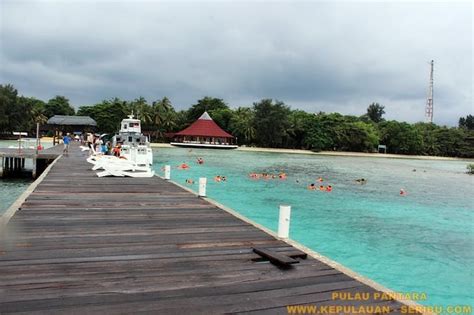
{"left": 170, "top": 142, "right": 238, "bottom": 149}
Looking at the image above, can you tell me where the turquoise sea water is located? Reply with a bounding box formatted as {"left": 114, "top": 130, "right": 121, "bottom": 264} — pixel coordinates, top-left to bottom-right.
{"left": 0, "top": 179, "right": 30, "bottom": 214}
{"left": 154, "top": 147, "right": 473, "bottom": 308}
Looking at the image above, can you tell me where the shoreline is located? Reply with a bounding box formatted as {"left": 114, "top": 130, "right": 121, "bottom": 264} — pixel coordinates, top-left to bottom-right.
{"left": 150, "top": 143, "right": 473, "bottom": 162}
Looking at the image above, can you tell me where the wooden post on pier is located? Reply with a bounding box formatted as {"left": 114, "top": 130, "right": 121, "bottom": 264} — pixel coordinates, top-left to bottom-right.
{"left": 164, "top": 165, "right": 171, "bottom": 180}
{"left": 278, "top": 205, "right": 291, "bottom": 239}
{"left": 32, "top": 157, "right": 37, "bottom": 179}
{"left": 198, "top": 177, "right": 207, "bottom": 197}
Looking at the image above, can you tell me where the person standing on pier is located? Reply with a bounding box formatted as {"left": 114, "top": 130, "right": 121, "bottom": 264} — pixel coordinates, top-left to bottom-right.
{"left": 86, "top": 133, "right": 94, "bottom": 153}
{"left": 63, "top": 133, "right": 71, "bottom": 154}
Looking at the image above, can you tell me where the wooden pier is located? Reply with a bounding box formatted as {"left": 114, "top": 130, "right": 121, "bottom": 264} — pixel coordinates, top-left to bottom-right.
{"left": 0, "top": 143, "right": 421, "bottom": 314}
{"left": 0, "top": 145, "right": 64, "bottom": 178}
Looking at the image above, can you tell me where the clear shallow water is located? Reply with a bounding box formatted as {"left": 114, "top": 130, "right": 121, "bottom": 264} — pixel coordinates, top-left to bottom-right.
{"left": 0, "top": 179, "right": 30, "bottom": 214}
{"left": 0, "top": 139, "right": 53, "bottom": 149}
{"left": 154, "top": 147, "right": 473, "bottom": 307}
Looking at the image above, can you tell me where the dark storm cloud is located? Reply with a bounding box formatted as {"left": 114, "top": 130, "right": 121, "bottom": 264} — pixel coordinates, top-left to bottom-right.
{"left": 0, "top": 0, "right": 471, "bottom": 125}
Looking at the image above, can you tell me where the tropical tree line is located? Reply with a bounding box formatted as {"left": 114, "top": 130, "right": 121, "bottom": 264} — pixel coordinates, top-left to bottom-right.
{"left": 1, "top": 83, "right": 473, "bottom": 158}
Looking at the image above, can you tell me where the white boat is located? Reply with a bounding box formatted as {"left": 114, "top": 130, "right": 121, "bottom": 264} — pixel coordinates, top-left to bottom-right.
{"left": 112, "top": 115, "right": 153, "bottom": 166}
{"left": 88, "top": 115, "right": 154, "bottom": 178}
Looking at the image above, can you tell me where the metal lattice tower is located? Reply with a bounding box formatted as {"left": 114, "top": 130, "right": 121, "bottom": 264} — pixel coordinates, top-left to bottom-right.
{"left": 425, "top": 60, "right": 434, "bottom": 123}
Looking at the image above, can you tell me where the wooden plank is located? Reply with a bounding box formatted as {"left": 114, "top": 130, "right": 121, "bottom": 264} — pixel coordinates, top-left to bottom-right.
{"left": 252, "top": 247, "right": 299, "bottom": 266}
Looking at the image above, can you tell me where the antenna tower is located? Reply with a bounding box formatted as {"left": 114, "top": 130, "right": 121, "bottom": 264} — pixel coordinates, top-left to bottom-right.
{"left": 425, "top": 60, "right": 434, "bottom": 123}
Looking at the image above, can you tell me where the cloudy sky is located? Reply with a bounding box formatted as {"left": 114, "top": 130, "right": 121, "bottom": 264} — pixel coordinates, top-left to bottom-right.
{"left": 0, "top": 0, "right": 472, "bottom": 125}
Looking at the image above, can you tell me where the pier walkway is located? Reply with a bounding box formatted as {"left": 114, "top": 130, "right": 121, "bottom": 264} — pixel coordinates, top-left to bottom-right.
{"left": 0, "top": 144, "right": 418, "bottom": 314}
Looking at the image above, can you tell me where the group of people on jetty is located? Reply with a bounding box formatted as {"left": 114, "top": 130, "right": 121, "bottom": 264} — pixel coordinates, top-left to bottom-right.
{"left": 60, "top": 132, "right": 133, "bottom": 159}
{"left": 70, "top": 133, "right": 124, "bottom": 157}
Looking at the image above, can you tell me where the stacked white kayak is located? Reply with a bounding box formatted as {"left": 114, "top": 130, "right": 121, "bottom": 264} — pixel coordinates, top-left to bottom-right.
{"left": 86, "top": 155, "right": 155, "bottom": 178}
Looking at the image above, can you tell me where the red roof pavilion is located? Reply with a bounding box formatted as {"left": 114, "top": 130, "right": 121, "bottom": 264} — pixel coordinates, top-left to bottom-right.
{"left": 174, "top": 112, "right": 234, "bottom": 139}
{"left": 172, "top": 112, "right": 236, "bottom": 147}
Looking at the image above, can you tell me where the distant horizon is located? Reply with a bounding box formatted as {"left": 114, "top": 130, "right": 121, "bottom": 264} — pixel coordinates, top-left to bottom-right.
{"left": 1, "top": 1, "right": 471, "bottom": 126}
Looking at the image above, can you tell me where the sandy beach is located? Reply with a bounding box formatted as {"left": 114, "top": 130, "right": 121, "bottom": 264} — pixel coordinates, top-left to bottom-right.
{"left": 150, "top": 142, "right": 472, "bottom": 161}
{"left": 28, "top": 138, "right": 471, "bottom": 162}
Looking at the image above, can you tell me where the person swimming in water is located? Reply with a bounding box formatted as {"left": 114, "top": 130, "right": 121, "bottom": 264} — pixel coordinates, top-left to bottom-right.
{"left": 196, "top": 157, "right": 204, "bottom": 164}
{"left": 178, "top": 162, "right": 190, "bottom": 169}
{"left": 400, "top": 188, "right": 407, "bottom": 196}
{"left": 326, "top": 185, "right": 332, "bottom": 192}
{"left": 308, "top": 183, "right": 316, "bottom": 190}
{"left": 185, "top": 179, "right": 194, "bottom": 184}
{"left": 355, "top": 178, "right": 367, "bottom": 184}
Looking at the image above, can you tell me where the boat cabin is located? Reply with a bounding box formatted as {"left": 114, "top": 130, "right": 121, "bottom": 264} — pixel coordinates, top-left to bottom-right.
{"left": 120, "top": 116, "right": 142, "bottom": 134}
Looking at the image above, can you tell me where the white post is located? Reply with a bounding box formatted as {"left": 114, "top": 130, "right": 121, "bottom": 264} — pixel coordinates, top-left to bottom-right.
{"left": 31, "top": 156, "right": 38, "bottom": 179}
{"left": 164, "top": 165, "right": 171, "bottom": 180}
{"left": 35, "top": 122, "right": 40, "bottom": 155}
{"left": 278, "top": 205, "right": 291, "bottom": 239}
{"left": 198, "top": 177, "right": 207, "bottom": 197}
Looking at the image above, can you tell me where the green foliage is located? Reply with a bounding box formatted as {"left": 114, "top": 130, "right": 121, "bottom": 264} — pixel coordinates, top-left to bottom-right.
{"left": 303, "top": 113, "right": 378, "bottom": 152}
{"left": 459, "top": 115, "right": 474, "bottom": 130}
{"left": 1, "top": 83, "right": 473, "bottom": 158}
{"left": 187, "top": 97, "right": 229, "bottom": 123}
{"left": 467, "top": 164, "right": 474, "bottom": 174}
{"left": 0, "top": 84, "right": 19, "bottom": 132}
{"left": 0, "top": 85, "right": 47, "bottom": 134}
{"left": 413, "top": 122, "right": 438, "bottom": 156}
{"left": 304, "top": 117, "right": 333, "bottom": 151}
{"left": 207, "top": 108, "right": 233, "bottom": 132}
{"left": 128, "top": 97, "right": 152, "bottom": 126}
{"left": 77, "top": 98, "right": 128, "bottom": 133}
{"left": 45, "top": 96, "right": 75, "bottom": 118}
{"left": 173, "top": 110, "right": 190, "bottom": 132}
{"left": 150, "top": 97, "right": 176, "bottom": 140}
{"left": 229, "top": 107, "right": 256, "bottom": 144}
{"left": 286, "top": 110, "right": 313, "bottom": 149}
{"left": 379, "top": 120, "right": 423, "bottom": 154}
{"left": 367, "top": 102, "right": 385, "bottom": 123}
{"left": 252, "top": 99, "right": 291, "bottom": 148}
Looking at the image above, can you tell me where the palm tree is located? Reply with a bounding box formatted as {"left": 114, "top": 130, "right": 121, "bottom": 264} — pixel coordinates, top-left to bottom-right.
{"left": 229, "top": 107, "right": 256, "bottom": 144}
{"left": 366, "top": 102, "right": 385, "bottom": 123}
{"left": 29, "top": 105, "right": 48, "bottom": 134}
{"left": 129, "top": 97, "right": 152, "bottom": 125}
{"left": 151, "top": 97, "right": 175, "bottom": 140}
